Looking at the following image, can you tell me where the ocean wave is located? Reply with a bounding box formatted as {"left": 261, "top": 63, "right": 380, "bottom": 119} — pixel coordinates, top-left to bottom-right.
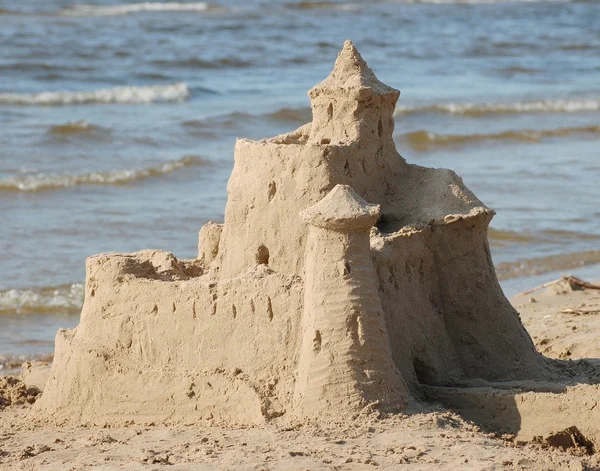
{"left": 496, "top": 250, "right": 600, "bottom": 281}
{"left": 182, "top": 107, "right": 311, "bottom": 136}
{"left": 48, "top": 120, "right": 96, "bottom": 134}
{"left": 47, "top": 120, "right": 109, "bottom": 139}
{"left": 395, "top": 98, "right": 600, "bottom": 117}
{"left": 189, "top": 101, "right": 600, "bottom": 137}
{"left": 401, "top": 125, "right": 600, "bottom": 151}
{"left": 0, "top": 284, "right": 83, "bottom": 316}
{"left": 0, "top": 155, "right": 206, "bottom": 192}
{"left": 151, "top": 57, "right": 251, "bottom": 69}
{"left": 488, "top": 228, "right": 600, "bottom": 247}
{"left": 60, "top": 2, "right": 216, "bottom": 16}
{"left": 266, "top": 107, "right": 312, "bottom": 123}
{"left": 289, "top": 0, "right": 567, "bottom": 7}
{"left": 235, "top": 107, "right": 311, "bottom": 124}
{"left": 287, "top": 1, "right": 360, "bottom": 10}
{"left": 560, "top": 43, "right": 597, "bottom": 51}
{"left": 0, "top": 0, "right": 576, "bottom": 16}
{"left": 0, "top": 82, "right": 190, "bottom": 106}
{"left": 488, "top": 229, "right": 542, "bottom": 245}
{"left": 496, "top": 66, "right": 541, "bottom": 75}
{"left": 228, "top": 100, "right": 600, "bottom": 124}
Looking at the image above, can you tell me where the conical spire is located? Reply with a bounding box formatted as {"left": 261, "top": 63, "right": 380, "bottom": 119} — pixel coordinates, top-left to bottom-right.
{"left": 300, "top": 185, "right": 380, "bottom": 231}
{"left": 307, "top": 41, "right": 400, "bottom": 145}
{"left": 309, "top": 40, "right": 399, "bottom": 99}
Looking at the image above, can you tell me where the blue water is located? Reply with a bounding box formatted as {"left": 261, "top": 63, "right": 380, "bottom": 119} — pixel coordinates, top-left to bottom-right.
{"left": 1, "top": 0, "right": 599, "bottom": 367}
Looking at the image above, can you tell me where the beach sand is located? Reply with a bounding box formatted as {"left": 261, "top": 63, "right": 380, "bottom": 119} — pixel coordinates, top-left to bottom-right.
{"left": 514, "top": 278, "right": 600, "bottom": 362}
{"left": 1, "top": 280, "right": 599, "bottom": 471}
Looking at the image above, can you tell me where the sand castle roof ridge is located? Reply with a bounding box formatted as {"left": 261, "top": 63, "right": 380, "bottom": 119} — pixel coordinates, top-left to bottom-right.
{"left": 300, "top": 184, "right": 380, "bottom": 231}
{"left": 308, "top": 40, "right": 399, "bottom": 99}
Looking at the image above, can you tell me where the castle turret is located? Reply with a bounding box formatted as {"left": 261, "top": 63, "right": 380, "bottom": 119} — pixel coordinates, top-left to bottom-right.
{"left": 294, "top": 185, "right": 408, "bottom": 417}
{"left": 308, "top": 40, "right": 399, "bottom": 146}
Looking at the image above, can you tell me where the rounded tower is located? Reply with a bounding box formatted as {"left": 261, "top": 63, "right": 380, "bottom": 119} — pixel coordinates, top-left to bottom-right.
{"left": 294, "top": 185, "right": 408, "bottom": 417}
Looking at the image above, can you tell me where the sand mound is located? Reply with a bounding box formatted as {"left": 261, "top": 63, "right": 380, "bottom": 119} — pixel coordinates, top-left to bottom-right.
{"left": 0, "top": 375, "right": 39, "bottom": 410}
{"left": 33, "top": 41, "right": 600, "bottom": 448}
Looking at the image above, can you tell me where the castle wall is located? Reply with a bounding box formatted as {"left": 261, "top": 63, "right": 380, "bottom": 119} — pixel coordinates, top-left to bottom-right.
{"left": 217, "top": 139, "right": 333, "bottom": 279}
{"left": 373, "top": 213, "right": 546, "bottom": 389}
{"left": 36, "top": 252, "right": 304, "bottom": 425}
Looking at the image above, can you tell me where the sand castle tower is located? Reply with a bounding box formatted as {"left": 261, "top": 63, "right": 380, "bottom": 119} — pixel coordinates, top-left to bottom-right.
{"left": 294, "top": 185, "right": 408, "bottom": 416}
{"left": 307, "top": 41, "right": 398, "bottom": 147}
{"left": 214, "top": 41, "right": 407, "bottom": 281}
{"left": 36, "top": 41, "right": 550, "bottom": 427}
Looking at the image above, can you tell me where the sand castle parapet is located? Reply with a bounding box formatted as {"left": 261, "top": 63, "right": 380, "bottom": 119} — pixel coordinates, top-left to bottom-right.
{"left": 35, "top": 41, "right": 600, "bottom": 444}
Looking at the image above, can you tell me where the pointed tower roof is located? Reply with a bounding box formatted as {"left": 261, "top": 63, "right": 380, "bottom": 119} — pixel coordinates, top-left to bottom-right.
{"left": 309, "top": 40, "right": 399, "bottom": 99}
{"left": 300, "top": 184, "right": 380, "bottom": 232}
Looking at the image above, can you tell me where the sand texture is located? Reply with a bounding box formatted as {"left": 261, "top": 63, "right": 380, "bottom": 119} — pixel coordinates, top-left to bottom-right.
{"left": 2, "top": 41, "right": 600, "bottom": 469}
{"left": 1, "top": 406, "right": 597, "bottom": 470}
{"left": 3, "top": 282, "right": 600, "bottom": 470}
{"left": 515, "top": 279, "right": 600, "bottom": 361}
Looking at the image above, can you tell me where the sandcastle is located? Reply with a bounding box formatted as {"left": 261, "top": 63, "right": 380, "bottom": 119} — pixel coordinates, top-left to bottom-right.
{"left": 36, "top": 41, "right": 600, "bottom": 442}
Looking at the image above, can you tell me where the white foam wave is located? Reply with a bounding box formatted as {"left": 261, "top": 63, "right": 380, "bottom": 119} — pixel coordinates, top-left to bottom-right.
{"left": 0, "top": 82, "right": 189, "bottom": 106}
{"left": 0, "top": 284, "right": 84, "bottom": 315}
{"left": 0, "top": 155, "right": 205, "bottom": 192}
{"left": 395, "top": 98, "right": 600, "bottom": 117}
{"left": 61, "top": 2, "right": 212, "bottom": 16}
